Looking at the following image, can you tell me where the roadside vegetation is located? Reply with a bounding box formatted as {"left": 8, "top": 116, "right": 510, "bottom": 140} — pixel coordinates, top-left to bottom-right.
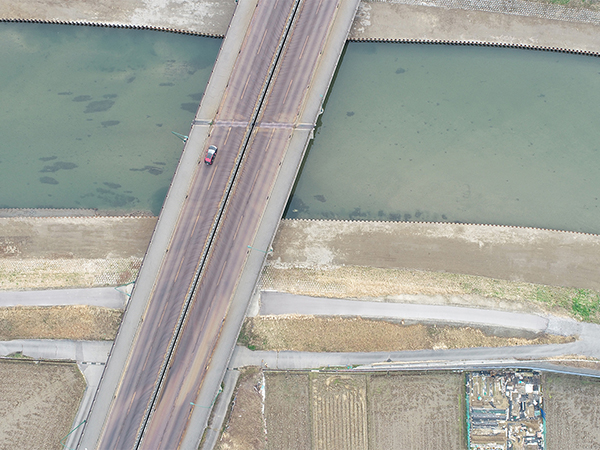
{"left": 239, "top": 316, "right": 573, "bottom": 352}
{"left": 261, "top": 264, "right": 600, "bottom": 323}
{"left": 0, "top": 305, "right": 122, "bottom": 340}
{"left": 537, "top": 0, "right": 600, "bottom": 8}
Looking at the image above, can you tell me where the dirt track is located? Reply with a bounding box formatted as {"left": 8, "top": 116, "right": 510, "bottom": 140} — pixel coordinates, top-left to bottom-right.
{"left": 270, "top": 219, "right": 600, "bottom": 291}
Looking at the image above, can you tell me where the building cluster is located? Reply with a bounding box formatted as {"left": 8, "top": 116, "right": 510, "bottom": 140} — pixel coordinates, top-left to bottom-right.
{"left": 467, "top": 370, "right": 545, "bottom": 450}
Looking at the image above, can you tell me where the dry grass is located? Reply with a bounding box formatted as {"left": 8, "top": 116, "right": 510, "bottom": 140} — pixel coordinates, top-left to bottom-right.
{"left": 0, "top": 305, "right": 122, "bottom": 340}
{"left": 216, "top": 367, "right": 266, "bottom": 450}
{"left": 239, "top": 315, "right": 573, "bottom": 352}
{"left": 0, "top": 257, "right": 142, "bottom": 290}
{"left": 261, "top": 264, "right": 600, "bottom": 322}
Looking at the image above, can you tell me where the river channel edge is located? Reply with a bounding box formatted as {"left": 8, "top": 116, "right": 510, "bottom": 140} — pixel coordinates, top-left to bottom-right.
{"left": 1, "top": 1, "right": 600, "bottom": 449}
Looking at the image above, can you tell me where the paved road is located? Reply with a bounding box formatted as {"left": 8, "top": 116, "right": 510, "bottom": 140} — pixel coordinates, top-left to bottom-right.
{"left": 258, "top": 291, "right": 600, "bottom": 342}
{"left": 260, "top": 292, "right": 551, "bottom": 332}
{"left": 232, "top": 347, "right": 600, "bottom": 377}
{"left": 0, "top": 339, "right": 111, "bottom": 363}
{"left": 197, "top": 368, "right": 240, "bottom": 450}
{"left": 0, "top": 286, "right": 128, "bottom": 309}
{"left": 230, "top": 340, "right": 587, "bottom": 369}
{"left": 139, "top": 0, "right": 348, "bottom": 447}
{"left": 81, "top": 0, "right": 360, "bottom": 448}
{"left": 94, "top": 0, "right": 309, "bottom": 448}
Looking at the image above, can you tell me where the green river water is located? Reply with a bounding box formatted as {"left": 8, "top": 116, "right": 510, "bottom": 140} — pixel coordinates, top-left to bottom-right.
{"left": 1, "top": 25, "right": 599, "bottom": 233}
{"left": 0, "top": 23, "right": 220, "bottom": 214}
{"left": 286, "top": 43, "right": 600, "bottom": 234}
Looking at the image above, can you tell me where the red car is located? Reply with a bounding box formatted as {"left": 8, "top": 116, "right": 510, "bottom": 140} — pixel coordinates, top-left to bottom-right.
{"left": 204, "top": 145, "right": 218, "bottom": 165}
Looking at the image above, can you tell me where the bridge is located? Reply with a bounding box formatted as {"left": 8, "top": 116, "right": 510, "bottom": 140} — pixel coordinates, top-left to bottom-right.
{"left": 78, "top": 0, "right": 360, "bottom": 448}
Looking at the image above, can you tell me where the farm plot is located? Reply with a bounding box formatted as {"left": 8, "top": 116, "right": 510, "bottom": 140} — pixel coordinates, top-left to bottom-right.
{"left": 264, "top": 372, "right": 311, "bottom": 450}
{"left": 368, "top": 372, "right": 465, "bottom": 449}
{"left": 544, "top": 373, "right": 600, "bottom": 449}
{"left": 0, "top": 360, "right": 85, "bottom": 450}
{"left": 311, "top": 374, "right": 368, "bottom": 450}
{"left": 262, "top": 371, "right": 464, "bottom": 449}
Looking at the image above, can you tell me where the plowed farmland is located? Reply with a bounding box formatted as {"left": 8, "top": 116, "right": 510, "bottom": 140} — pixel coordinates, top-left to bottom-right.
{"left": 368, "top": 372, "right": 465, "bottom": 449}
{"left": 262, "top": 371, "right": 465, "bottom": 449}
{"left": 0, "top": 360, "right": 85, "bottom": 450}
{"left": 265, "top": 372, "right": 311, "bottom": 450}
{"left": 544, "top": 373, "right": 600, "bottom": 449}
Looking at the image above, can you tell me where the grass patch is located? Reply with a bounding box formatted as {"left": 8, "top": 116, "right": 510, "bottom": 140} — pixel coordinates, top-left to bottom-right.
{"left": 261, "top": 265, "right": 600, "bottom": 323}
{"left": 570, "top": 289, "right": 600, "bottom": 320}
{"left": 0, "top": 305, "right": 122, "bottom": 340}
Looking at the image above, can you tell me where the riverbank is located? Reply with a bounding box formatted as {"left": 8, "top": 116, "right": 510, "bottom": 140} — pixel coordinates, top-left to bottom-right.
{"left": 0, "top": 215, "right": 156, "bottom": 290}
{"left": 2, "top": 0, "right": 600, "bottom": 53}
{"left": 350, "top": 0, "right": 600, "bottom": 53}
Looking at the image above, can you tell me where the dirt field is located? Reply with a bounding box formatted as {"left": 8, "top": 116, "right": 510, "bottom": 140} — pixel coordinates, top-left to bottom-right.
{"left": 544, "top": 373, "right": 600, "bottom": 449}
{"left": 270, "top": 219, "right": 600, "bottom": 293}
{"left": 216, "top": 367, "right": 266, "bottom": 450}
{"left": 0, "top": 216, "right": 155, "bottom": 290}
{"left": 368, "top": 372, "right": 465, "bottom": 449}
{"left": 0, "top": 0, "right": 236, "bottom": 35}
{"left": 311, "top": 374, "right": 368, "bottom": 450}
{"left": 0, "top": 305, "right": 122, "bottom": 340}
{"left": 240, "top": 316, "right": 573, "bottom": 352}
{"left": 261, "top": 371, "right": 465, "bottom": 449}
{"left": 0, "top": 360, "right": 86, "bottom": 450}
{"left": 264, "top": 372, "right": 311, "bottom": 450}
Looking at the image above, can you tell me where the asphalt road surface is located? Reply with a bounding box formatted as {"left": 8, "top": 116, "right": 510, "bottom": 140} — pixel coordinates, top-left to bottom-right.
{"left": 138, "top": 0, "right": 345, "bottom": 447}
{"left": 94, "top": 0, "right": 318, "bottom": 448}
{"left": 259, "top": 292, "right": 551, "bottom": 332}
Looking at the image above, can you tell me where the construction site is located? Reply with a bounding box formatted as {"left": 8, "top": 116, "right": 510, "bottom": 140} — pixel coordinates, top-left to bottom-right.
{"left": 467, "top": 370, "right": 544, "bottom": 450}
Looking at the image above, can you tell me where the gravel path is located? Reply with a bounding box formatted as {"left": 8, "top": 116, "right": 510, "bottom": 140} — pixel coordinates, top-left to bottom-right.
{"left": 0, "top": 286, "right": 129, "bottom": 308}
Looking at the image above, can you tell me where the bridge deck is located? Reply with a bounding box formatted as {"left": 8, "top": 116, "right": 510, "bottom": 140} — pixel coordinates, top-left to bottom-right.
{"left": 79, "top": 0, "right": 360, "bottom": 448}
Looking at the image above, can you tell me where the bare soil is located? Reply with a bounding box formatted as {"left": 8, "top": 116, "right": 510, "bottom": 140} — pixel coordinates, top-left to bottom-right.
{"left": 367, "top": 372, "right": 465, "bottom": 449}
{"left": 0, "top": 216, "right": 155, "bottom": 290}
{"left": 270, "top": 220, "right": 600, "bottom": 293}
{"left": 0, "top": 0, "right": 236, "bottom": 35}
{"left": 264, "top": 372, "right": 311, "bottom": 450}
{"left": 216, "top": 367, "right": 266, "bottom": 450}
{"left": 0, "top": 305, "right": 122, "bottom": 340}
{"left": 351, "top": 2, "right": 600, "bottom": 53}
{"left": 544, "top": 372, "right": 600, "bottom": 449}
{"left": 260, "top": 371, "right": 465, "bottom": 449}
{"left": 0, "top": 360, "right": 86, "bottom": 450}
{"left": 239, "top": 316, "right": 573, "bottom": 352}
